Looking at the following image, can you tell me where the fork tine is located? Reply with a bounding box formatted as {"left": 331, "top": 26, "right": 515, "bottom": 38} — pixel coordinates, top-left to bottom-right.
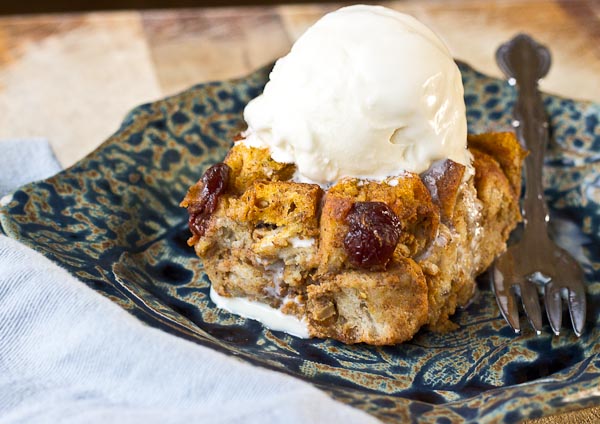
{"left": 520, "top": 280, "right": 543, "bottom": 335}
{"left": 544, "top": 283, "right": 562, "bottom": 336}
{"left": 567, "top": 286, "right": 586, "bottom": 337}
{"left": 492, "top": 266, "right": 520, "bottom": 333}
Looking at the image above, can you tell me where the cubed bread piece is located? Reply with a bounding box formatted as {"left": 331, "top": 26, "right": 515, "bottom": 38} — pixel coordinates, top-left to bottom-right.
{"left": 406, "top": 163, "right": 472, "bottom": 331}
{"left": 467, "top": 132, "right": 527, "bottom": 196}
{"left": 450, "top": 179, "right": 484, "bottom": 305}
{"left": 197, "top": 214, "right": 282, "bottom": 305}
{"left": 471, "top": 147, "right": 521, "bottom": 273}
{"left": 238, "top": 180, "right": 322, "bottom": 232}
{"left": 233, "top": 181, "right": 322, "bottom": 272}
{"left": 306, "top": 258, "right": 428, "bottom": 345}
{"left": 200, "top": 210, "right": 317, "bottom": 307}
{"left": 224, "top": 143, "right": 296, "bottom": 195}
{"left": 418, "top": 223, "right": 461, "bottom": 329}
{"left": 191, "top": 180, "right": 322, "bottom": 306}
{"left": 420, "top": 159, "right": 466, "bottom": 225}
{"left": 318, "top": 175, "right": 439, "bottom": 274}
{"left": 419, "top": 179, "right": 483, "bottom": 331}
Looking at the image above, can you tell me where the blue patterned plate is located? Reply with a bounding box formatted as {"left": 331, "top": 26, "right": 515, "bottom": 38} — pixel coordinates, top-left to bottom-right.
{"left": 1, "top": 62, "right": 599, "bottom": 423}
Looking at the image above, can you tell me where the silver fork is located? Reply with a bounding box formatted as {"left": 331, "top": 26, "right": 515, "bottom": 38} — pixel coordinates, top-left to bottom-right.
{"left": 492, "top": 34, "right": 587, "bottom": 336}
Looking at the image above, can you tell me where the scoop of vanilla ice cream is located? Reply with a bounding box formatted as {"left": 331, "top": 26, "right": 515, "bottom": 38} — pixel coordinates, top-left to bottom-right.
{"left": 242, "top": 4, "right": 470, "bottom": 185}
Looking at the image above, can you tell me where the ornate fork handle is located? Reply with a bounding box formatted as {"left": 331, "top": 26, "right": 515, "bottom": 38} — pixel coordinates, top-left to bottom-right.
{"left": 496, "top": 34, "right": 551, "bottom": 237}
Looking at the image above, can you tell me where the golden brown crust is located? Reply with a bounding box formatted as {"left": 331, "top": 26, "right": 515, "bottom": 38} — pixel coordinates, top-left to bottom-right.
{"left": 467, "top": 132, "right": 527, "bottom": 196}
{"left": 238, "top": 180, "right": 323, "bottom": 232}
{"left": 224, "top": 143, "right": 296, "bottom": 195}
{"left": 181, "top": 132, "right": 525, "bottom": 345}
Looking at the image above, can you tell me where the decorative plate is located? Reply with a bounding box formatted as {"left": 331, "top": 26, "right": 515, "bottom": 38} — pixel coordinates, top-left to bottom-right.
{"left": 1, "top": 62, "right": 599, "bottom": 423}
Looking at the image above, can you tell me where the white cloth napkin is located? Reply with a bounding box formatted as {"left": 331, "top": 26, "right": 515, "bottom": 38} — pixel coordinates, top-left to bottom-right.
{"left": 0, "top": 139, "right": 380, "bottom": 424}
{"left": 0, "top": 139, "right": 62, "bottom": 198}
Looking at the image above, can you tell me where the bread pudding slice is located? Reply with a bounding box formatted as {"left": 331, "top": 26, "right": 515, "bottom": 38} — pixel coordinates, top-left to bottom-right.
{"left": 181, "top": 132, "right": 526, "bottom": 345}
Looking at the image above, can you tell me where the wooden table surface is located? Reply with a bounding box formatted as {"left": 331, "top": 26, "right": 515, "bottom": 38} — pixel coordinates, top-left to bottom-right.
{"left": 1, "top": 1, "right": 599, "bottom": 422}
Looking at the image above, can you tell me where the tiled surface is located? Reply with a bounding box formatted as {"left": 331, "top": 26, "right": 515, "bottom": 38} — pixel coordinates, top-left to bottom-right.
{"left": 0, "top": 1, "right": 599, "bottom": 422}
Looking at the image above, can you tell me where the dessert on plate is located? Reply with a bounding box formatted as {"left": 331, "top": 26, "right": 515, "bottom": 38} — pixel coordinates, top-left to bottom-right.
{"left": 181, "top": 5, "right": 526, "bottom": 345}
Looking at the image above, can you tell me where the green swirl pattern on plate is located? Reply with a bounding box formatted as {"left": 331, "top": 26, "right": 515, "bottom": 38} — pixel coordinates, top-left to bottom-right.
{"left": 1, "top": 62, "right": 599, "bottom": 423}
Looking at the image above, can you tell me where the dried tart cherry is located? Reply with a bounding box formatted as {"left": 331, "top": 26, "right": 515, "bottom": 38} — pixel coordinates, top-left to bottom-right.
{"left": 343, "top": 201, "right": 401, "bottom": 270}
{"left": 188, "top": 162, "right": 230, "bottom": 237}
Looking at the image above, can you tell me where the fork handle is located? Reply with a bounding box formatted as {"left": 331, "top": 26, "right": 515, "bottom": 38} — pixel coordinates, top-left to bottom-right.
{"left": 496, "top": 34, "right": 552, "bottom": 234}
